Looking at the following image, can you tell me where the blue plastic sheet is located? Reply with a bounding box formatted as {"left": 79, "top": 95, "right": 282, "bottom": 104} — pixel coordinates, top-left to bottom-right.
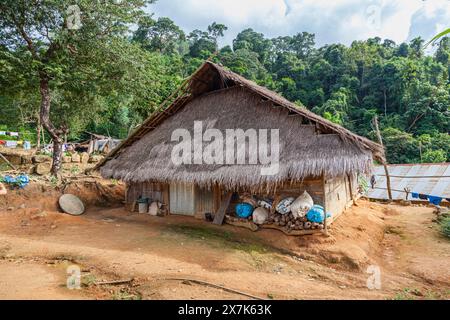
{"left": 306, "top": 205, "right": 331, "bottom": 223}
{"left": 1, "top": 174, "right": 29, "bottom": 189}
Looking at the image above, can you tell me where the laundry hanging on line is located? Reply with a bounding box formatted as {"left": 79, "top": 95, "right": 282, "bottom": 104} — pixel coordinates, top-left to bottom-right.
{"left": 428, "top": 196, "right": 443, "bottom": 206}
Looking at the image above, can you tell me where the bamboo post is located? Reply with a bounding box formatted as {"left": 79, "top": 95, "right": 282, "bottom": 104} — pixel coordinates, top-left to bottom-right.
{"left": 373, "top": 116, "right": 392, "bottom": 201}
{"left": 0, "top": 152, "right": 17, "bottom": 170}
{"left": 347, "top": 174, "right": 355, "bottom": 204}
{"left": 322, "top": 175, "right": 328, "bottom": 236}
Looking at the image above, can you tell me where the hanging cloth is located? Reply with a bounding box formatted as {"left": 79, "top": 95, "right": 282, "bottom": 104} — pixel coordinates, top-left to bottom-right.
{"left": 411, "top": 192, "right": 419, "bottom": 199}
{"left": 418, "top": 194, "right": 428, "bottom": 200}
{"left": 428, "top": 196, "right": 443, "bottom": 206}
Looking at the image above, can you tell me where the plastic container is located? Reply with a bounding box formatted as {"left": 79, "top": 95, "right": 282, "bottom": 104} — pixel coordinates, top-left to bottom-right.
{"left": 137, "top": 197, "right": 149, "bottom": 214}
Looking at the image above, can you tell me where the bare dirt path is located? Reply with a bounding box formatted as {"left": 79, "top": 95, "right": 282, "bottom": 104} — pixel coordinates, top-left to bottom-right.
{"left": 0, "top": 184, "right": 448, "bottom": 300}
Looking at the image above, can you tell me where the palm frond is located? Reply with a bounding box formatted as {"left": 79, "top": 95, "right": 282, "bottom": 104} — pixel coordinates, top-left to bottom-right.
{"left": 425, "top": 28, "right": 450, "bottom": 47}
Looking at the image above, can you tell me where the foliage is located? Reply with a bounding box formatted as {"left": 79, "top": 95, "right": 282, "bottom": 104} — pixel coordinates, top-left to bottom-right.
{"left": 441, "top": 217, "right": 450, "bottom": 239}
{"left": 0, "top": 3, "right": 448, "bottom": 165}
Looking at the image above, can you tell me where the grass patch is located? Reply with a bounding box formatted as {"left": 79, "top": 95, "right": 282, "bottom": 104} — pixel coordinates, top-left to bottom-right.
{"left": 440, "top": 217, "right": 450, "bottom": 239}
{"left": 162, "top": 224, "right": 271, "bottom": 254}
{"left": 392, "top": 288, "right": 449, "bottom": 300}
{"left": 111, "top": 289, "right": 141, "bottom": 300}
{"left": 392, "top": 288, "right": 421, "bottom": 300}
{"left": 384, "top": 225, "right": 406, "bottom": 239}
{"left": 0, "top": 163, "right": 10, "bottom": 172}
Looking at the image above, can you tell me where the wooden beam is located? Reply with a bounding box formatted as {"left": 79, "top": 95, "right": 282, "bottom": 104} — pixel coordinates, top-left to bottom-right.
{"left": 0, "top": 152, "right": 17, "bottom": 170}
{"left": 322, "top": 175, "right": 328, "bottom": 236}
{"left": 213, "top": 192, "right": 233, "bottom": 225}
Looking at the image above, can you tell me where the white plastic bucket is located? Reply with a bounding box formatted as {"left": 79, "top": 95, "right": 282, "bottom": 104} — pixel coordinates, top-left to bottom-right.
{"left": 138, "top": 202, "right": 148, "bottom": 214}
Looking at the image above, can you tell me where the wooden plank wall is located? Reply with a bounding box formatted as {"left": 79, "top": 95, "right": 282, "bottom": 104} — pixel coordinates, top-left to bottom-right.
{"left": 276, "top": 178, "right": 325, "bottom": 206}
{"left": 324, "top": 174, "right": 357, "bottom": 216}
{"left": 126, "top": 182, "right": 166, "bottom": 204}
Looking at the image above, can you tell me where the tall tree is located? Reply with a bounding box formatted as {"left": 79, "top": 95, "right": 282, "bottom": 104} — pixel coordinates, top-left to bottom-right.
{"left": 0, "top": 0, "right": 153, "bottom": 175}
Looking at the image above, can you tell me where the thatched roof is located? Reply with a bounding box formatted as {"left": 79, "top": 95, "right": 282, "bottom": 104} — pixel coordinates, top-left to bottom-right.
{"left": 96, "top": 61, "right": 384, "bottom": 189}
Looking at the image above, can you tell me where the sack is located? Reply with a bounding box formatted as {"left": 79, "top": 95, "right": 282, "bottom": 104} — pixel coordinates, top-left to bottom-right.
{"left": 257, "top": 199, "right": 272, "bottom": 210}
{"left": 148, "top": 202, "right": 161, "bottom": 216}
{"left": 276, "top": 197, "right": 295, "bottom": 215}
{"left": 236, "top": 203, "right": 254, "bottom": 218}
{"left": 290, "top": 191, "right": 314, "bottom": 219}
{"left": 252, "top": 207, "right": 269, "bottom": 225}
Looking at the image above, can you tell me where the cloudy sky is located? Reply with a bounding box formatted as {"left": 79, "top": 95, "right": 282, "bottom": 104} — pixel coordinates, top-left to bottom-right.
{"left": 149, "top": 0, "right": 450, "bottom": 47}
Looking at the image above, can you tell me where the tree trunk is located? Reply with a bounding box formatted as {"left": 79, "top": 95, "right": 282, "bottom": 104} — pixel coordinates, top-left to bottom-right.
{"left": 39, "top": 74, "right": 63, "bottom": 176}
{"left": 36, "top": 115, "right": 41, "bottom": 150}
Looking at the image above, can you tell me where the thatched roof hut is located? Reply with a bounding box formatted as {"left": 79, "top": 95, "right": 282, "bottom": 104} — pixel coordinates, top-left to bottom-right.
{"left": 95, "top": 61, "right": 384, "bottom": 228}
{"left": 97, "top": 61, "right": 383, "bottom": 190}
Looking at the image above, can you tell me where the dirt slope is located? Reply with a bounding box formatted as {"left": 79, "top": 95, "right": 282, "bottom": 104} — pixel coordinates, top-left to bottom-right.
{"left": 0, "top": 181, "right": 448, "bottom": 300}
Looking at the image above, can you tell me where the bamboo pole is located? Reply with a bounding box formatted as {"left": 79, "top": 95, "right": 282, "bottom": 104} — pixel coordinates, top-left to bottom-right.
{"left": 0, "top": 152, "right": 17, "bottom": 170}
{"left": 322, "top": 175, "right": 328, "bottom": 236}
{"left": 373, "top": 116, "right": 392, "bottom": 201}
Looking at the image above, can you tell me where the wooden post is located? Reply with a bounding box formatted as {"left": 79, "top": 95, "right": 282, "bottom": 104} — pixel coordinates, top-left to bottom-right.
{"left": 373, "top": 116, "right": 393, "bottom": 201}
{"left": 322, "top": 175, "right": 328, "bottom": 236}
{"left": 36, "top": 115, "right": 41, "bottom": 150}
{"left": 213, "top": 192, "right": 233, "bottom": 225}
{"left": 347, "top": 174, "right": 355, "bottom": 204}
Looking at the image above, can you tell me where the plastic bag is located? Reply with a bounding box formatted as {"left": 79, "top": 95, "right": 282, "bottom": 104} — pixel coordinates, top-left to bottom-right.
{"left": 290, "top": 191, "right": 314, "bottom": 219}
{"left": 252, "top": 207, "right": 269, "bottom": 225}
{"left": 236, "top": 203, "right": 254, "bottom": 218}
{"left": 306, "top": 205, "right": 331, "bottom": 223}
{"left": 276, "top": 197, "right": 295, "bottom": 215}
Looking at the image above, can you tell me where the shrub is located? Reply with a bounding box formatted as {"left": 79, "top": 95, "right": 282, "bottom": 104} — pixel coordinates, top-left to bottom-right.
{"left": 441, "top": 217, "right": 450, "bottom": 239}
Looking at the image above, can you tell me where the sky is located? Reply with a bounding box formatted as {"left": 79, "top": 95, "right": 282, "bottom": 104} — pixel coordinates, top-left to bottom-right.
{"left": 148, "top": 0, "right": 450, "bottom": 47}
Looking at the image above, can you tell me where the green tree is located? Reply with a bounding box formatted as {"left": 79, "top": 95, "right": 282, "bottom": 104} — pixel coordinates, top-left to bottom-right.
{"left": 0, "top": 0, "right": 154, "bottom": 175}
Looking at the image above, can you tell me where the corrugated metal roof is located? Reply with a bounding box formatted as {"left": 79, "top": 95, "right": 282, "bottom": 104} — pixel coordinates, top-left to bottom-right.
{"left": 367, "top": 163, "right": 450, "bottom": 201}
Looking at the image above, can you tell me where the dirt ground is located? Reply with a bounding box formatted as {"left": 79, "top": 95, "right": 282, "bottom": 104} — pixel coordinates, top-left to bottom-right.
{"left": 0, "top": 180, "right": 449, "bottom": 300}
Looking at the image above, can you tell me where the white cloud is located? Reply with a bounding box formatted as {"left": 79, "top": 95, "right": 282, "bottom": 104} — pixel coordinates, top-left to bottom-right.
{"left": 149, "top": 0, "right": 450, "bottom": 46}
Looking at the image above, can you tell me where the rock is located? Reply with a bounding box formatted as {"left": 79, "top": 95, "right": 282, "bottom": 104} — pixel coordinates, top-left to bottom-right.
{"left": 33, "top": 155, "right": 52, "bottom": 163}
{"left": 62, "top": 156, "right": 72, "bottom": 163}
{"left": 88, "top": 155, "right": 103, "bottom": 163}
{"left": 21, "top": 155, "right": 33, "bottom": 165}
{"left": 35, "top": 163, "right": 51, "bottom": 175}
{"left": 80, "top": 152, "right": 89, "bottom": 164}
{"left": 71, "top": 153, "right": 81, "bottom": 163}
{"left": 50, "top": 224, "right": 57, "bottom": 229}
{"left": 399, "top": 200, "right": 411, "bottom": 206}
{"left": 31, "top": 211, "right": 47, "bottom": 220}
{"left": 5, "top": 155, "right": 22, "bottom": 165}
{"left": 18, "top": 204, "right": 26, "bottom": 209}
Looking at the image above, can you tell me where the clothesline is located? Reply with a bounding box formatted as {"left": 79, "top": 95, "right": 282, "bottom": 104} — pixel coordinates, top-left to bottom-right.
{"left": 370, "top": 187, "right": 450, "bottom": 205}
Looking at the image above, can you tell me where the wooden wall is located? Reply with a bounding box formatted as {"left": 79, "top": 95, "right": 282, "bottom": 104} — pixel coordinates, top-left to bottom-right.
{"left": 126, "top": 175, "right": 354, "bottom": 219}
{"left": 324, "top": 174, "right": 357, "bottom": 217}
{"left": 126, "top": 181, "right": 169, "bottom": 208}
{"left": 126, "top": 181, "right": 219, "bottom": 217}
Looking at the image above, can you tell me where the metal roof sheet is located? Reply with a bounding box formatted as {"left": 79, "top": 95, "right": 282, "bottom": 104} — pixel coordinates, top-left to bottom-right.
{"left": 367, "top": 163, "right": 450, "bottom": 200}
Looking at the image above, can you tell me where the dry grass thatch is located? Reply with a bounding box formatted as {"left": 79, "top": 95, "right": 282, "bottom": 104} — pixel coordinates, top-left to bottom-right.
{"left": 99, "top": 82, "right": 377, "bottom": 190}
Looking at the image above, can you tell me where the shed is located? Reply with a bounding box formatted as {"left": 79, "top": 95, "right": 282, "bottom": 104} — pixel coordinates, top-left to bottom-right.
{"left": 95, "top": 61, "right": 384, "bottom": 234}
